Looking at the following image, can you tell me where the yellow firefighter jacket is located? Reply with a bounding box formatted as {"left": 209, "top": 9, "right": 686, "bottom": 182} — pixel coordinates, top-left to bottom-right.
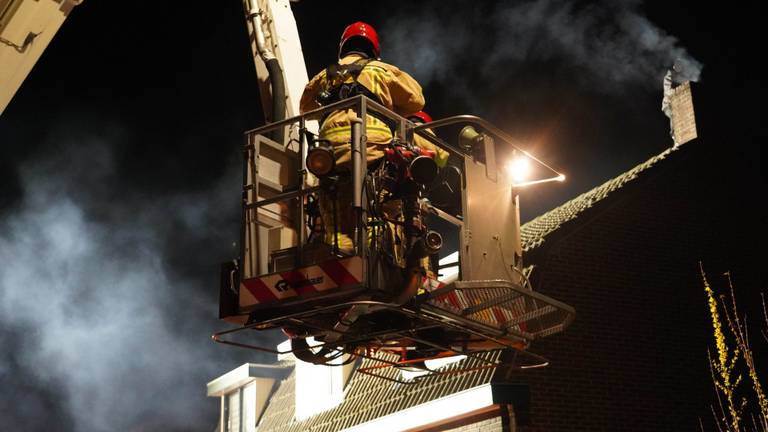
{"left": 300, "top": 54, "right": 425, "bottom": 168}
{"left": 414, "top": 128, "right": 450, "bottom": 168}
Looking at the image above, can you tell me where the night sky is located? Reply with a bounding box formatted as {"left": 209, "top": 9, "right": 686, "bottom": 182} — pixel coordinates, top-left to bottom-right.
{"left": 0, "top": 1, "right": 765, "bottom": 430}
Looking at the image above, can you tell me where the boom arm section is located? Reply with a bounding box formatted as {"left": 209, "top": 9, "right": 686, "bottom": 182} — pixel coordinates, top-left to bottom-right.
{"left": 0, "top": 0, "right": 82, "bottom": 115}
{"left": 241, "top": 0, "right": 309, "bottom": 123}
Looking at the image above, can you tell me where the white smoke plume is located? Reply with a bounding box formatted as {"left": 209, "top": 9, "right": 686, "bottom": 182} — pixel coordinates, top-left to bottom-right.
{"left": 383, "top": 0, "right": 702, "bottom": 98}
{"left": 0, "top": 137, "right": 271, "bottom": 430}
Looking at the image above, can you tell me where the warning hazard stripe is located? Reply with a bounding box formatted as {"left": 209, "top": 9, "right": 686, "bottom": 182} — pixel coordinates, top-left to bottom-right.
{"left": 242, "top": 277, "right": 277, "bottom": 303}
{"left": 440, "top": 292, "right": 462, "bottom": 310}
{"left": 422, "top": 277, "right": 523, "bottom": 328}
{"left": 239, "top": 257, "right": 363, "bottom": 308}
{"left": 422, "top": 278, "right": 465, "bottom": 312}
{"left": 319, "top": 259, "right": 359, "bottom": 286}
{"left": 492, "top": 307, "right": 508, "bottom": 325}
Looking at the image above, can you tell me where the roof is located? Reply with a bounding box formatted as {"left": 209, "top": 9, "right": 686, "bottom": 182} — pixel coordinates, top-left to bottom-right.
{"left": 257, "top": 352, "right": 501, "bottom": 432}
{"left": 520, "top": 145, "right": 682, "bottom": 253}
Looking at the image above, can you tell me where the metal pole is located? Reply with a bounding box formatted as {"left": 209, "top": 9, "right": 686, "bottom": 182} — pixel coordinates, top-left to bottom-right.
{"left": 350, "top": 116, "right": 363, "bottom": 256}
{"left": 358, "top": 97, "right": 369, "bottom": 268}
{"left": 351, "top": 117, "right": 364, "bottom": 209}
{"left": 297, "top": 116, "right": 306, "bottom": 267}
{"left": 241, "top": 135, "right": 249, "bottom": 280}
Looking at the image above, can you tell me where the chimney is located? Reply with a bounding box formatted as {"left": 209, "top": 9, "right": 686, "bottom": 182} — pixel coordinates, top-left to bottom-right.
{"left": 662, "top": 72, "right": 698, "bottom": 147}
{"left": 670, "top": 82, "right": 698, "bottom": 146}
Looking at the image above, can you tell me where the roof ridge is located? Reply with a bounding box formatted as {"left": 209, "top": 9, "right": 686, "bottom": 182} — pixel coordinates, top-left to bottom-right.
{"left": 521, "top": 145, "right": 680, "bottom": 252}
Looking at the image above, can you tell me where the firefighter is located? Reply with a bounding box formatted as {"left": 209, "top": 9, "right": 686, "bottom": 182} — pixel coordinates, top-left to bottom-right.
{"left": 299, "top": 22, "right": 425, "bottom": 253}
{"left": 408, "top": 111, "right": 449, "bottom": 168}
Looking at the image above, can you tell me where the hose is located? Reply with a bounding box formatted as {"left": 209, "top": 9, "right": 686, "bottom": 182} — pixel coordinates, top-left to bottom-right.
{"left": 246, "top": 1, "right": 286, "bottom": 142}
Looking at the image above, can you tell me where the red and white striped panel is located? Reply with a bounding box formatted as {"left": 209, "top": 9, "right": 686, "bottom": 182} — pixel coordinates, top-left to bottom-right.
{"left": 239, "top": 256, "right": 363, "bottom": 308}
{"left": 423, "top": 277, "right": 529, "bottom": 331}
{"left": 422, "top": 277, "right": 463, "bottom": 313}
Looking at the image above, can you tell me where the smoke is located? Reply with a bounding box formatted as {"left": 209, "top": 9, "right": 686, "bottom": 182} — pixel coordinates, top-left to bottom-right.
{"left": 383, "top": 0, "right": 702, "bottom": 100}
{"left": 0, "top": 134, "right": 268, "bottom": 430}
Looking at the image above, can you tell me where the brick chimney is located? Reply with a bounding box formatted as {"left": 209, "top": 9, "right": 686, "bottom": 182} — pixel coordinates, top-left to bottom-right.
{"left": 663, "top": 80, "right": 698, "bottom": 146}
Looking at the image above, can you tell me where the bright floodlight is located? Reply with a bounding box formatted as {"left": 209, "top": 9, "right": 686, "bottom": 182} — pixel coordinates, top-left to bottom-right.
{"left": 506, "top": 157, "right": 530, "bottom": 183}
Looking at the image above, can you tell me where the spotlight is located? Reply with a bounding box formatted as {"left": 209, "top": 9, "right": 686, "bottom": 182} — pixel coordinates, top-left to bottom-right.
{"left": 409, "top": 155, "right": 438, "bottom": 184}
{"left": 506, "top": 157, "right": 530, "bottom": 183}
{"left": 424, "top": 230, "right": 443, "bottom": 254}
{"left": 306, "top": 147, "right": 335, "bottom": 177}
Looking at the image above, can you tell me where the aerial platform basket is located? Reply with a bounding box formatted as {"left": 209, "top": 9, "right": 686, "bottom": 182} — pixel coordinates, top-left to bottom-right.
{"left": 214, "top": 95, "right": 574, "bottom": 377}
{"left": 214, "top": 274, "right": 574, "bottom": 382}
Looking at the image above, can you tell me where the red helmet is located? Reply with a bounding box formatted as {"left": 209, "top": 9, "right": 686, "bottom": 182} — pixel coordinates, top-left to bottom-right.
{"left": 339, "top": 21, "right": 380, "bottom": 58}
{"left": 408, "top": 111, "right": 433, "bottom": 124}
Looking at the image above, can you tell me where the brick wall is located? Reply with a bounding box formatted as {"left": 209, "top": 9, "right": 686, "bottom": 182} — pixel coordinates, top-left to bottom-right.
{"left": 517, "top": 140, "right": 767, "bottom": 431}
